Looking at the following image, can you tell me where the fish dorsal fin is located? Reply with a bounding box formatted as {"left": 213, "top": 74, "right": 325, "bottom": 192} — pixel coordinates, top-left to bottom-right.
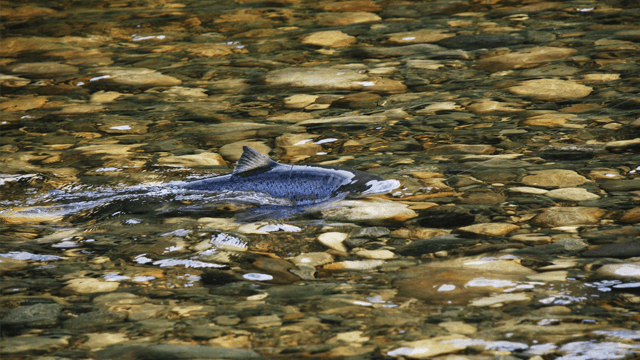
{"left": 233, "top": 146, "right": 278, "bottom": 175}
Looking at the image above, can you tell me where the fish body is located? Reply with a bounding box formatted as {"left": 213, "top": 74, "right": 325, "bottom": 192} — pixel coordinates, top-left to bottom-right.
{"left": 180, "top": 146, "right": 400, "bottom": 205}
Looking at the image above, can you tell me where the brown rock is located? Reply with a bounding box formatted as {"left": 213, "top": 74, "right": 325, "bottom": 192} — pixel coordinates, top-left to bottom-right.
{"left": 522, "top": 169, "right": 588, "bottom": 188}
{"left": 385, "top": 29, "right": 455, "bottom": 45}
{"left": 95, "top": 68, "right": 181, "bottom": 87}
{"left": 252, "top": 257, "right": 303, "bottom": 284}
{"left": 0, "top": 96, "right": 48, "bottom": 112}
{"left": 425, "top": 144, "right": 495, "bottom": 155}
{"left": 0, "top": 5, "right": 59, "bottom": 20}
{"left": 333, "top": 92, "right": 381, "bottom": 109}
{"left": 318, "top": 1, "right": 382, "bottom": 12}
{"left": 300, "top": 30, "right": 356, "bottom": 48}
{"left": 397, "top": 255, "right": 535, "bottom": 305}
{"left": 466, "top": 100, "right": 523, "bottom": 114}
{"left": 459, "top": 191, "right": 507, "bottom": 205}
{"left": 0, "top": 74, "right": 31, "bottom": 88}
{"left": 0, "top": 37, "right": 72, "bottom": 56}
{"left": 508, "top": 79, "right": 593, "bottom": 101}
{"left": 10, "top": 62, "right": 79, "bottom": 78}
{"left": 316, "top": 12, "right": 381, "bottom": 26}
{"left": 477, "top": 46, "right": 577, "bottom": 70}
{"left": 531, "top": 207, "right": 606, "bottom": 228}
{"left": 157, "top": 152, "right": 227, "bottom": 167}
{"left": 265, "top": 68, "right": 405, "bottom": 93}
{"left": 619, "top": 207, "right": 640, "bottom": 224}
{"left": 522, "top": 113, "right": 577, "bottom": 127}
{"left": 457, "top": 222, "right": 520, "bottom": 237}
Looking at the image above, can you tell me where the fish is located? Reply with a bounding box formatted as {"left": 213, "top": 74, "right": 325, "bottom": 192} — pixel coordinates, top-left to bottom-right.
{"left": 180, "top": 146, "right": 401, "bottom": 205}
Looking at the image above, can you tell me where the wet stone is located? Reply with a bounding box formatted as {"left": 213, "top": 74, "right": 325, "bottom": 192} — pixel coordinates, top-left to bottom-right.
{"left": 531, "top": 207, "right": 606, "bottom": 228}
{"left": 355, "top": 249, "right": 395, "bottom": 259}
{"left": 385, "top": 29, "right": 455, "bottom": 45}
{"left": 9, "top": 61, "right": 79, "bottom": 78}
{"left": 396, "top": 235, "right": 479, "bottom": 256}
{"left": 0, "top": 74, "right": 31, "bottom": 88}
{"left": 62, "top": 278, "right": 120, "bottom": 294}
{"left": 396, "top": 255, "right": 535, "bottom": 304}
{"left": 456, "top": 223, "right": 520, "bottom": 237}
{"left": 595, "top": 263, "right": 640, "bottom": 280}
{"left": 509, "top": 79, "right": 593, "bottom": 101}
{"left": 321, "top": 200, "right": 418, "bottom": 225}
{"left": 0, "top": 335, "right": 70, "bottom": 354}
{"left": 79, "top": 332, "right": 129, "bottom": 351}
{"left": 408, "top": 207, "right": 475, "bottom": 228}
{"left": 300, "top": 30, "right": 356, "bottom": 48}
{"left": 538, "top": 144, "right": 605, "bottom": 160}
{"left": 0, "top": 303, "right": 61, "bottom": 328}
{"left": 605, "top": 138, "right": 640, "bottom": 152}
{"left": 290, "top": 252, "right": 334, "bottom": 267}
{"left": 351, "top": 226, "right": 390, "bottom": 238}
{"left": 245, "top": 314, "right": 282, "bottom": 328}
{"left": 316, "top": 11, "right": 381, "bottom": 26}
{"left": 544, "top": 188, "right": 601, "bottom": 201}
{"left": 0, "top": 96, "right": 48, "bottom": 112}
{"left": 476, "top": 46, "right": 577, "bottom": 70}
{"left": 514, "top": 238, "right": 588, "bottom": 255}
{"left": 317, "top": 232, "right": 348, "bottom": 252}
{"left": 581, "top": 240, "right": 640, "bottom": 258}
{"left": 63, "top": 310, "right": 127, "bottom": 331}
{"left": 436, "top": 34, "right": 525, "bottom": 50}
{"left": 620, "top": 207, "right": 640, "bottom": 224}
{"left": 522, "top": 169, "right": 588, "bottom": 189}
{"left": 251, "top": 257, "right": 300, "bottom": 284}
{"left": 599, "top": 179, "right": 640, "bottom": 192}
{"left": 94, "top": 68, "right": 182, "bottom": 88}
{"left": 425, "top": 144, "right": 495, "bottom": 155}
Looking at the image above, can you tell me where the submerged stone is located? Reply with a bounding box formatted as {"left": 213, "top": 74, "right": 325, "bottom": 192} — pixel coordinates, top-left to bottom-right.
{"left": 477, "top": 46, "right": 577, "bottom": 70}
{"left": 385, "top": 29, "right": 455, "bottom": 45}
{"left": 531, "top": 207, "right": 606, "bottom": 227}
{"left": 397, "top": 255, "right": 535, "bottom": 305}
{"left": 98, "top": 343, "right": 260, "bottom": 359}
{"left": 300, "top": 30, "right": 356, "bottom": 48}
{"left": 521, "top": 170, "right": 588, "bottom": 188}
{"left": 582, "top": 240, "right": 640, "bottom": 258}
{"left": 94, "top": 68, "right": 182, "bottom": 87}
{"left": 321, "top": 200, "right": 417, "bottom": 225}
{"left": 0, "top": 303, "right": 61, "bottom": 328}
{"left": 509, "top": 79, "right": 593, "bottom": 101}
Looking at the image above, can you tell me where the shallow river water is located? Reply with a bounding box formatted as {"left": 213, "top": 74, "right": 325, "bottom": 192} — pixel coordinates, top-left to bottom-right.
{"left": 1, "top": 0, "right": 640, "bottom": 359}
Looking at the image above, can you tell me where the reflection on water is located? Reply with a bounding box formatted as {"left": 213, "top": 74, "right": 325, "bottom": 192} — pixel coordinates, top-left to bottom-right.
{"left": 1, "top": 0, "right": 640, "bottom": 358}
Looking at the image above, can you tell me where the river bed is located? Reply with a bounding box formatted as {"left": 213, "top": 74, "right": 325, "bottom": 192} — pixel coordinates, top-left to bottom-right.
{"left": 1, "top": 0, "right": 640, "bottom": 359}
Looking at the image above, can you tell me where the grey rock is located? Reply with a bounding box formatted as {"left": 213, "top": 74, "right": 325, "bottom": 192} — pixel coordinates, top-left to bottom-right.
{"left": 581, "top": 240, "right": 640, "bottom": 258}
{"left": 408, "top": 207, "right": 475, "bottom": 228}
{"left": 64, "top": 310, "right": 127, "bottom": 330}
{"left": 0, "top": 303, "right": 61, "bottom": 327}
{"left": 538, "top": 144, "right": 605, "bottom": 160}
{"left": 350, "top": 226, "right": 390, "bottom": 238}
{"left": 396, "top": 235, "right": 478, "bottom": 256}
{"left": 513, "top": 238, "right": 588, "bottom": 255}
{"left": 354, "top": 44, "right": 469, "bottom": 59}
{"left": 436, "top": 34, "right": 526, "bottom": 50}
{"left": 600, "top": 179, "right": 640, "bottom": 192}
